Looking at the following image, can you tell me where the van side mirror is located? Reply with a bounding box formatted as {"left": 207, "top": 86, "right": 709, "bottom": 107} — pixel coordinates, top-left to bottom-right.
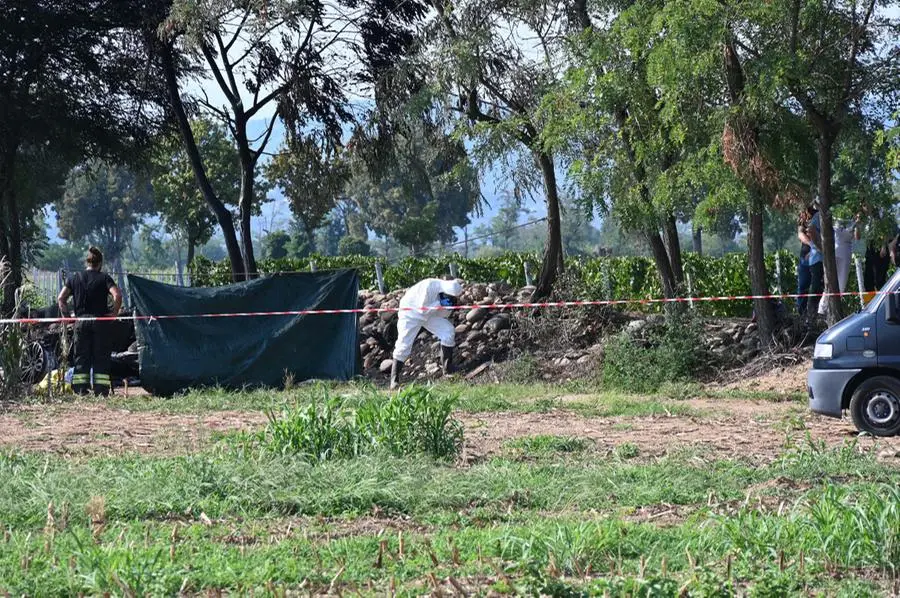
{"left": 887, "top": 293, "right": 900, "bottom": 324}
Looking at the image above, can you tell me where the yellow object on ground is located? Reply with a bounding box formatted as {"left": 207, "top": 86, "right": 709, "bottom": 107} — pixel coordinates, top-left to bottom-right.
{"left": 34, "top": 370, "right": 72, "bottom": 393}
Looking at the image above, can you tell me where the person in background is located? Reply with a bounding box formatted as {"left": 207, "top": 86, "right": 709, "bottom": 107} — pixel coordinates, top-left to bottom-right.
{"left": 57, "top": 247, "right": 122, "bottom": 396}
{"left": 798, "top": 205, "right": 824, "bottom": 319}
{"left": 390, "top": 277, "right": 464, "bottom": 390}
{"left": 796, "top": 208, "right": 814, "bottom": 316}
{"left": 863, "top": 209, "right": 894, "bottom": 294}
{"left": 818, "top": 213, "right": 860, "bottom": 318}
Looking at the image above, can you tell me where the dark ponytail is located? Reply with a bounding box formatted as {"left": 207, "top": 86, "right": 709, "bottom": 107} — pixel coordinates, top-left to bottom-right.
{"left": 85, "top": 246, "right": 103, "bottom": 268}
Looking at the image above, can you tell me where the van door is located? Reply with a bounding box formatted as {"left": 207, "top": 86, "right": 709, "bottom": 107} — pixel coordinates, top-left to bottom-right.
{"left": 876, "top": 275, "right": 900, "bottom": 372}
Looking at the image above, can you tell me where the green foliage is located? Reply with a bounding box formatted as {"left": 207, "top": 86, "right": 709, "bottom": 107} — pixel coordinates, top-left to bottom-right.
{"left": 347, "top": 118, "right": 480, "bottom": 253}
{"left": 253, "top": 385, "right": 463, "bottom": 462}
{"left": 264, "top": 134, "right": 348, "bottom": 238}
{"left": 260, "top": 231, "right": 290, "bottom": 260}
{"left": 32, "top": 242, "right": 83, "bottom": 271}
{"left": 337, "top": 236, "right": 371, "bottom": 257}
{"left": 191, "top": 248, "right": 842, "bottom": 317}
{"left": 56, "top": 161, "right": 154, "bottom": 265}
{"left": 603, "top": 316, "right": 705, "bottom": 393}
{"left": 149, "top": 119, "right": 240, "bottom": 261}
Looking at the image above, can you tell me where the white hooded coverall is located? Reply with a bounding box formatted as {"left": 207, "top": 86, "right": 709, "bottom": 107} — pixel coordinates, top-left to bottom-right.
{"left": 392, "top": 278, "right": 463, "bottom": 362}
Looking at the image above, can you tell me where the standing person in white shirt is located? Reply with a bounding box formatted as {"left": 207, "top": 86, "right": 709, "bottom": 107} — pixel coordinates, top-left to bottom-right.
{"left": 819, "top": 214, "right": 860, "bottom": 317}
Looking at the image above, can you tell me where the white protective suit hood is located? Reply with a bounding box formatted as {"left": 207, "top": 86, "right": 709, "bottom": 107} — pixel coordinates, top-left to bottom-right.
{"left": 399, "top": 278, "right": 463, "bottom": 314}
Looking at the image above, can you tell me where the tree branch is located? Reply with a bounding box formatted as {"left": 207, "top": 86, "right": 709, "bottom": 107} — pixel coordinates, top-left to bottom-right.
{"left": 252, "top": 112, "right": 280, "bottom": 165}
{"left": 200, "top": 42, "right": 237, "bottom": 107}
{"left": 245, "top": 84, "right": 288, "bottom": 121}
{"left": 214, "top": 30, "right": 241, "bottom": 104}
{"left": 839, "top": 0, "right": 877, "bottom": 112}
{"left": 224, "top": 7, "right": 252, "bottom": 53}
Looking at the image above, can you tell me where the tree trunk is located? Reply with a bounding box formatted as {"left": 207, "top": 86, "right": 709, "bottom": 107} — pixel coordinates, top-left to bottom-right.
{"left": 0, "top": 153, "right": 22, "bottom": 317}
{"left": 747, "top": 196, "right": 775, "bottom": 348}
{"left": 817, "top": 133, "right": 842, "bottom": 325}
{"left": 534, "top": 151, "right": 564, "bottom": 298}
{"left": 692, "top": 226, "right": 703, "bottom": 255}
{"left": 0, "top": 160, "right": 13, "bottom": 316}
{"left": 186, "top": 242, "right": 196, "bottom": 268}
{"left": 159, "top": 44, "right": 245, "bottom": 281}
{"left": 238, "top": 162, "right": 258, "bottom": 278}
{"left": 646, "top": 230, "right": 678, "bottom": 300}
{"left": 662, "top": 216, "right": 684, "bottom": 287}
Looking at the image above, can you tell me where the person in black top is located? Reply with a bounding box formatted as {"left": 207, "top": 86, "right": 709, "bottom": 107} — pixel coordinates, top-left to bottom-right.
{"left": 57, "top": 247, "right": 123, "bottom": 395}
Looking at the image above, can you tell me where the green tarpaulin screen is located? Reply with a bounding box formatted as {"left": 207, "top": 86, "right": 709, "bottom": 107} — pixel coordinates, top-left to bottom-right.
{"left": 128, "top": 270, "right": 360, "bottom": 396}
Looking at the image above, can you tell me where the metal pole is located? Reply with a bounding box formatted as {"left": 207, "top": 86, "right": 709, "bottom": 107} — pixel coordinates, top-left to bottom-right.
{"left": 855, "top": 254, "right": 866, "bottom": 308}
{"left": 775, "top": 253, "right": 783, "bottom": 296}
{"left": 686, "top": 272, "right": 695, "bottom": 310}
{"left": 523, "top": 262, "right": 533, "bottom": 287}
{"left": 449, "top": 262, "right": 458, "bottom": 278}
{"left": 375, "top": 262, "right": 385, "bottom": 294}
{"left": 310, "top": 260, "right": 317, "bottom": 272}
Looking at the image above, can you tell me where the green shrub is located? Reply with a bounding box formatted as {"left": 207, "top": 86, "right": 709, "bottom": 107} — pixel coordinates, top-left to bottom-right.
{"left": 603, "top": 316, "right": 705, "bottom": 393}
{"left": 255, "top": 385, "right": 463, "bottom": 462}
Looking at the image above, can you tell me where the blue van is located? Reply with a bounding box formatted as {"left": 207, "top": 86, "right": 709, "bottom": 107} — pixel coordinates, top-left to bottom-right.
{"left": 808, "top": 272, "right": 900, "bottom": 436}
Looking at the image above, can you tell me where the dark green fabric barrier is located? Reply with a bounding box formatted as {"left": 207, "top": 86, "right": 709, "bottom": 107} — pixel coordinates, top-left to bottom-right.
{"left": 128, "top": 270, "right": 360, "bottom": 396}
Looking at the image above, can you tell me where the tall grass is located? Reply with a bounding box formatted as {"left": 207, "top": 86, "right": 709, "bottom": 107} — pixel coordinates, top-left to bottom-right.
{"left": 255, "top": 385, "right": 463, "bottom": 461}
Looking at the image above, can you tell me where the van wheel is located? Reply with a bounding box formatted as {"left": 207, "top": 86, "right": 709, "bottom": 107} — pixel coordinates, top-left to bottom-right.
{"left": 849, "top": 376, "right": 900, "bottom": 436}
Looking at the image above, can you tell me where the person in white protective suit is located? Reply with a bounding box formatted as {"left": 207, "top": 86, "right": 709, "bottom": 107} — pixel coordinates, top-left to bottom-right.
{"left": 390, "top": 278, "right": 464, "bottom": 389}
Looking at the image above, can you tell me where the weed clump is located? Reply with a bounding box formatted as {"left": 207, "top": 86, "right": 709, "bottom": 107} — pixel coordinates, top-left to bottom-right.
{"left": 497, "top": 353, "right": 541, "bottom": 384}
{"left": 253, "top": 385, "right": 463, "bottom": 462}
{"left": 603, "top": 315, "right": 705, "bottom": 393}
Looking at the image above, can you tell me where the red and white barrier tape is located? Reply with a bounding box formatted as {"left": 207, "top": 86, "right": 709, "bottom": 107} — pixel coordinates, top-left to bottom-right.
{"left": 0, "top": 289, "right": 882, "bottom": 325}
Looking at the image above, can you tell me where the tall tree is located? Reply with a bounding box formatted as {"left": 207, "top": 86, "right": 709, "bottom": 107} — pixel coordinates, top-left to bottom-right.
{"left": 0, "top": 1, "right": 166, "bottom": 314}
{"left": 155, "top": 0, "right": 427, "bottom": 280}
{"left": 417, "top": 0, "right": 568, "bottom": 297}
{"left": 632, "top": 0, "right": 813, "bottom": 342}
{"left": 746, "top": 0, "right": 900, "bottom": 323}
{"left": 346, "top": 120, "right": 480, "bottom": 255}
{"left": 548, "top": 0, "right": 707, "bottom": 302}
{"left": 264, "top": 133, "right": 348, "bottom": 246}
{"left": 150, "top": 119, "right": 241, "bottom": 266}
{"left": 56, "top": 162, "right": 155, "bottom": 269}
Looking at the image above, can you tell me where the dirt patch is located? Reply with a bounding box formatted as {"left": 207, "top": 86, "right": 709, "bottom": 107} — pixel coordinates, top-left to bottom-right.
{"left": 0, "top": 404, "right": 265, "bottom": 456}
{"left": 1, "top": 396, "right": 900, "bottom": 462}
{"left": 718, "top": 361, "right": 810, "bottom": 396}
{"left": 459, "top": 399, "right": 900, "bottom": 464}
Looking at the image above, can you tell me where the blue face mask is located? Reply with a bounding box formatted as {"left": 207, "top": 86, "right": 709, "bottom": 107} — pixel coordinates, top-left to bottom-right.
{"left": 439, "top": 294, "right": 456, "bottom": 307}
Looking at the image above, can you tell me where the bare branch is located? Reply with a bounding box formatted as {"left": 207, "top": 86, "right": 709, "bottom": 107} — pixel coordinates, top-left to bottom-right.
{"left": 245, "top": 84, "right": 287, "bottom": 120}
{"left": 252, "top": 111, "right": 280, "bottom": 165}
{"left": 200, "top": 42, "right": 237, "bottom": 107}
{"left": 224, "top": 6, "right": 252, "bottom": 53}
{"left": 214, "top": 30, "right": 241, "bottom": 106}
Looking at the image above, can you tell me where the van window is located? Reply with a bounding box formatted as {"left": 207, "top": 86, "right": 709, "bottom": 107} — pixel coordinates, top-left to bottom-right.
{"left": 864, "top": 269, "right": 900, "bottom": 314}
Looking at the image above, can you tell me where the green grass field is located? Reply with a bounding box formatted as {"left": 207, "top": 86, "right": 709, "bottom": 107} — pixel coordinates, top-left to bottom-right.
{"left": 0, "top": 381, "right": 898, "bottom": 596}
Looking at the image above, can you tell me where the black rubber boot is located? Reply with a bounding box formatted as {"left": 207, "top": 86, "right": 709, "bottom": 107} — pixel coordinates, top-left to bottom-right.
{"left": 441, "top": 345, "right": 455, "bottom": 375}
{"left": 389, "top": 359, "right": 404, "bottom": 390}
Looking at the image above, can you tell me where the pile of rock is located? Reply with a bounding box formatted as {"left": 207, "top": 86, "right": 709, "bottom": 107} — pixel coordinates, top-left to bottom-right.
{"left": 356, "top": 282, "right": 779, "bottom": 384}
{"left": 705, "top": 320, "right": 762, "bottom": 362}
{"left": 357, "top": 282, "right": 535, "bottom": 382}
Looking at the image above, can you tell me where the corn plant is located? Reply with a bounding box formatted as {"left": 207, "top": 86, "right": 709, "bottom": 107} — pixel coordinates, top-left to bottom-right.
{"left": 257, "top": 385, "right": 463, "bottom": 462}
